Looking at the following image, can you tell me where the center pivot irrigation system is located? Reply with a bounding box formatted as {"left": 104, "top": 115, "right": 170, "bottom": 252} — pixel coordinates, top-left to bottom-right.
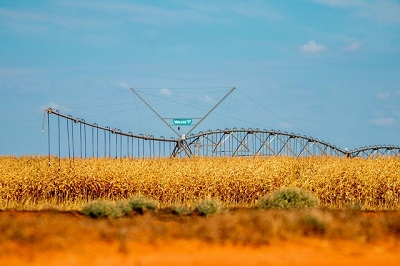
{"left": 130, "top": 87, "right": 236, "bottom": 157}
{"left": 44, "top": 87, "right": 400, "bottom": 163}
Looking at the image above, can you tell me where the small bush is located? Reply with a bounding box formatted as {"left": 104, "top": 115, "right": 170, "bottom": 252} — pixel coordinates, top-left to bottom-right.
{"left": 116, "top": 200, "right": 132, "bottom": 216}
{"left": 172, "top": 204, "right": 193, "bottom": 216}
{"left": 195, "top": 196, "right": 224, "bottom": 216}
{"left": 257, "top": 187, "right": 319, "bottom": 209}
{"left": 344, "top": 200, "right": 363, "bottom": 211}
{"left": 128, "top": 195, "right": 158, "bottom": 214}
{"left": 82, "top": 196, "right": 158, "bottom": 218}
{"left": 82, "top": 200, "right": 121, "bottom": 218}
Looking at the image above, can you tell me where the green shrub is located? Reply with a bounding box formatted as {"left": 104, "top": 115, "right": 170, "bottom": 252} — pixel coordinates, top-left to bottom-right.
{"left": 128, "top": 195, "right": 158, "bottom": 214}
{"left": 116, "top": 200, "right": 132, "bottom": 216}
{"left": 81, "top": 200, "right": 121, "bottom": 218}
{"left": 172, "top": 204, "right": 193, "bottom": 216}
{"left": 257, "top": 187, "right": 319, "bottom": 209}
{"left": 344, "top": 200, "right": 363, "bottom": 211}
{"left": 82, "top": 195, "right": 158, "bottom": 218}
{"left": 195, "top": 196, "right": 224, "bottom": 216}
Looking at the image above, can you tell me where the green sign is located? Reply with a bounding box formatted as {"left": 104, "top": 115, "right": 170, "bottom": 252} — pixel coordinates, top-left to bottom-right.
{"left": 173, "top": 118, "right": 193, "bottom": 126}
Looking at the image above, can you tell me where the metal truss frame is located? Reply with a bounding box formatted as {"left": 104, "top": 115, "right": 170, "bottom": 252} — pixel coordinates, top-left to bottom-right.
{"left": 45, "top": 109, "right": 400, "bottom": 159}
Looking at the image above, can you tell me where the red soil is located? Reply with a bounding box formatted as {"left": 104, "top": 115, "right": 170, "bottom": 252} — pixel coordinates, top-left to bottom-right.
{"left": 1, "top": 211, "right": 399, "bottom": 266}
{"left": 2, "top": 239, "right": 400, "bottom": 266}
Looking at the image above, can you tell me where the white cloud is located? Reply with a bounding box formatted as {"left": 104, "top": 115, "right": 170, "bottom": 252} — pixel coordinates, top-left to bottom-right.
{"left": 312, "top": 0, "right": 400, "bottom": 24}
{"left": 64, "top": 2, "right": 216, "bottom": 27}
{"left": 39, "top": 102, "right": 68, "bottom": 113}
{"left": 232, "top": 2, "right": 282, "bottom": 21}
{"left": 311, "top": 0, "right": 358, "bottom": 8}
{"left": 369, "top": 117, "right": 396, "bottom": 126}
{"left": 343, "top": 41, "right": 364, "bottom": 52}
{"left": 300, "top": 40, "right": 326, "bottom": 54}
{"left": 201, "top": 95, "right": 214, "bottom": 103}
{"left": 375, "top": 89, "right": 400, "bottom": 102}
{"left": 376, "top": 92, "right": 391, "bottom": 101}
{"left": 371, "top": 90, "right": 399, "bottom": 127}
{"left": 68, "top": 1, "right": 282, "bottom": 27}
{"left": 355, "top": 1, "right": 400, "bottom": 24}
{"left": 278, "top": 121, "right": 294, "bottom": 129}
{"left": 118, "top": 81, "right": 131, "bottom": 90}
{"left": 269, "top": 82, "right": 281, "bottom": 90}
{"left": 0, "top": 8, "right": 46, "bottom": 23}
{"left": 0, "top": 67, "right": 45, "bottom": 76}
{"left": 0, "top": 6, "right": 114, "bottom": 42}
{"left": 160, "top": 88, "right": 172, "bottom": 97}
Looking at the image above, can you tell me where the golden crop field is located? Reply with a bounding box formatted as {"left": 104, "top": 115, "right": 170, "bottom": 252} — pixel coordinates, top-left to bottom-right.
{"left": 0, "top": 156, "right": 399, "bottom": 211}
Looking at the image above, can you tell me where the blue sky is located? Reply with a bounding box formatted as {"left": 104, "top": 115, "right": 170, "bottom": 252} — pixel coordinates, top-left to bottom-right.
{"left": 1, "top": 0, "right": 400, "bottom": 156}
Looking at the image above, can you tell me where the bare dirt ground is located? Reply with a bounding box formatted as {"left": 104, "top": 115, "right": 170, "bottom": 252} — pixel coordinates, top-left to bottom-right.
{"left": 2, "top": 239, "right": 400, "bottom": 266}
{"left": 1, "top": 210, "right": 399, "bottom": 266}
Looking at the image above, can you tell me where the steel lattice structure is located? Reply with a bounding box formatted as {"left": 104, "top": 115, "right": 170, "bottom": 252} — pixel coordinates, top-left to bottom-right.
{"left": 348, "top": 145, "right": 400, "bottom": 158}
{"left": 45, "top": 108, "right": 400, "bottom": 160}
{"left": 184, "top": 129, "right": 346, "bottom": 157}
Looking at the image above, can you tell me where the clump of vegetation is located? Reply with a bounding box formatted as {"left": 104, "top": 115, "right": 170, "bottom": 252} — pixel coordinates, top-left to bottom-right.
{"left": 116, "top": 200, "right": 132, "bottom": 216}
{"left": 128, "top": 195, "right": 158, "bottom": 214}
{"left": 82, "top": 195, "right": 158, "bottom": 218}
{"left": 195, "top": 196, "right": 224, "bottom": 216}
{"left": 81, "top": 200, "right": 121, "bottom": 219}
{"left": 257, "top": 187, "right": 319, "bottom": 209}
{"left": 344, "top": 200, "right": 364, "bottom": 211}
{"left": 172, "top": 204, "right": 193, "bottom": 216}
